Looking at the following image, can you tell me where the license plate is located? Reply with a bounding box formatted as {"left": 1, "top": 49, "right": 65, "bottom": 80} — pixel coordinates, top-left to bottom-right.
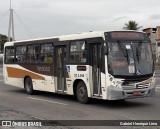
{"left": 133, "top": 91, "right": 141, "bottom": 95}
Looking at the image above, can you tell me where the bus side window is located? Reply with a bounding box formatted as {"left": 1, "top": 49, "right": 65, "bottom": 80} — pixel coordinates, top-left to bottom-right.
{"left": 15, "top": 46, "right": 26, "bottom": 63}
{"left": 40, "top": 44, "right": 53, "bottom": 63}
{"left": 27, "top": 45, "right": 40, "bottom": 63}
{"left": 5, "top": 47, "right": 15, "bottom": 63}
{"left": 69, "top": 41, "right": 86, "bottom": 63}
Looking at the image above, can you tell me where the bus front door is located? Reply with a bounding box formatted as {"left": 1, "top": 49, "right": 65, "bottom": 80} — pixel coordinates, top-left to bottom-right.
{"left": 90, "top": 44, "right": 102, "bottom": 96}
{"left": 55, "top": 46, "right": 67, "bottom": 93}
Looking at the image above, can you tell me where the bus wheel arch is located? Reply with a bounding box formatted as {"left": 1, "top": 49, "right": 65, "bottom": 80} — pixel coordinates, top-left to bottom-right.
{"left": 73, "top": 80, "right": 90, "bottom": 104}
{"left": 24, "top": 76, "right": 34, "bottom": 95}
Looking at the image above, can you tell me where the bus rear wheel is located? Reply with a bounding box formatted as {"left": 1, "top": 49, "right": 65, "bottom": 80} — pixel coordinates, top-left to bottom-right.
{"left": 25, "top": 77, "right": 34, "bottom": 95}
{"left": 76, "top": 81, "right": 89, "bottom": 104}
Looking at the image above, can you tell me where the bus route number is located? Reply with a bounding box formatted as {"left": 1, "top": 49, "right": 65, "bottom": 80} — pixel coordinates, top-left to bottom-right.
{"left": 74, "top": 74, "right": 84, "bottom": 77}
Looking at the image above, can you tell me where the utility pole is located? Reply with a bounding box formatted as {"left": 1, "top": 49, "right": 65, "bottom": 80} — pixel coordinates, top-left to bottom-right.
{"left": 8, "top": 0, "right": 15, "bottom": 42}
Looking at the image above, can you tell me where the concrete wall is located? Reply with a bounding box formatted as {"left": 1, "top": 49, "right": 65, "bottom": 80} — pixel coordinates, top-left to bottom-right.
{"left": 157, "top": 27, "right": 160, "bottom": 40}
{"left": 143, "top": 28, "right": 157, "bottom": 57}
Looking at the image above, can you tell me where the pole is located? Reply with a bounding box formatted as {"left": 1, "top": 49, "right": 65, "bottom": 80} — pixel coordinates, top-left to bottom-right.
{"left": 10, "top": 0, "right": 11, "bottom": 9}
{"left": 8, "top": 0, "right": 15, "bottom": 42}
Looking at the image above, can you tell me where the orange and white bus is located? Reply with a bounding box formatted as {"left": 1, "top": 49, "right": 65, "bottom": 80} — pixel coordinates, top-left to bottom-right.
{"left": 3, "top": 31, "right": 156, "bottom": 103}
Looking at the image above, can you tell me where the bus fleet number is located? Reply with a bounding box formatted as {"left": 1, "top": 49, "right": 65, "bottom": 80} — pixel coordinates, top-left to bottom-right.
{"left": 74, "top": 74, "right": 84, "bottom": 77}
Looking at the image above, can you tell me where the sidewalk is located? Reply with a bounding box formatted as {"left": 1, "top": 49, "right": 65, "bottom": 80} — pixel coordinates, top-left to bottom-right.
{"left": 0, "top": 106, "right": 67, "bottom": 129}
{"left": 0, "top": 106, "right": 43, "bottom": 128}
{"left": 0, "top": 106, "right": 37, "bottom": 120}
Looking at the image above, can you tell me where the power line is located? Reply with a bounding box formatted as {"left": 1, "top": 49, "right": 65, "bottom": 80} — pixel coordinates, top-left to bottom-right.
{"left": 13, "top": 10, "right": 37, "bottom": 39}
{"left": 0, "top": 10, "right": 9, "bottom": 23}
{"left": 1, "top": 0, "right": 36, "bottom": 40}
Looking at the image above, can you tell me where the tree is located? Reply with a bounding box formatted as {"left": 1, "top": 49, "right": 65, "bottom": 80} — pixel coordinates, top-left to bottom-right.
{"left": 0, "top": 34, "right": 8, "bottom": 53}
{"left": 123, "top": 20, "right": 142, "bottom": 30}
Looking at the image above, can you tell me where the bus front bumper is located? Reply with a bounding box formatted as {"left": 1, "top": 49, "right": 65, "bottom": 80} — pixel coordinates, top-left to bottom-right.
{"left": 107, "top": 85, "right": 156, "bottom": 100}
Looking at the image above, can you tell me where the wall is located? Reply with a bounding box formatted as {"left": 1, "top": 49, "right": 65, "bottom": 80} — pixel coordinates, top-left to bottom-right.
{"left": 157, "top": 27, "right": 160, "bottom": 40}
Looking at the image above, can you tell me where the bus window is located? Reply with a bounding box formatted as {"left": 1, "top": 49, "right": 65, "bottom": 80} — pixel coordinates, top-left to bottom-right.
{"left": 5, "top": 47, "right": 15, "bottom": 63}
{"left": 109, "top": 43, "right": 128, "bottom": 68}
{"left": 15, "top": 46, "right": 26, "bottom": 63}
{"left": 70, "top": 41, "right": 86, "bottom": 63}
{"left": 40, "top": 44, "right": 53, "bottom": 63}
{"left": 27, "top": 45, "right": 39, "bottom": 63}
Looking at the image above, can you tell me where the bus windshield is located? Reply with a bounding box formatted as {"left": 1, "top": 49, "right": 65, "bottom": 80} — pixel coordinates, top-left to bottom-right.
{"left": 107, "top": 41, "right": 153, "bottom": 78}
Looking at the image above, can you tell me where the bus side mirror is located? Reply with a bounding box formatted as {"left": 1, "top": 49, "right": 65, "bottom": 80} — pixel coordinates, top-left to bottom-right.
{"left": 104, "top": 46, "right": 108, "bottom": 55}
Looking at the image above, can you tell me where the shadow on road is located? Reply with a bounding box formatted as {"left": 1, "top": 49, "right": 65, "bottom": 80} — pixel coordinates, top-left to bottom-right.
{"left": 8, "top": 88, "right": 152, "bottom": 109}
{"left": 89, "top": 99, "right": 152, "bottom": 109}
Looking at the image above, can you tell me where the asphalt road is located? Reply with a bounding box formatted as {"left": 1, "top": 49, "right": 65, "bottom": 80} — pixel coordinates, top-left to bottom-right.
{"left": 0, "top": 67, "right": 160, "bottom": 129}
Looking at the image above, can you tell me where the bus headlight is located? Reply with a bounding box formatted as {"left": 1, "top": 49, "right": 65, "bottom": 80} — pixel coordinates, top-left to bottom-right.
{"left": 150, "top": 77, "right": 156, "bottom": 85}
{"left": 109, "top": 75, "right": 123, "bottom": 87}
{"left": 112, "top": 81, "right": 116, "bottom": 86}
{"left": 109, "top": 77, "right": 114, "bottom": 81}
{"left": 143, "top": 77, "right": 156, "bottom": 86}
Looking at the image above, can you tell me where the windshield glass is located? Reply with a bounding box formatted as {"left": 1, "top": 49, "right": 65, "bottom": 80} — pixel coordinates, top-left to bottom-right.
{"left": 108, "top": 42, "right": 153, "bottom": 77}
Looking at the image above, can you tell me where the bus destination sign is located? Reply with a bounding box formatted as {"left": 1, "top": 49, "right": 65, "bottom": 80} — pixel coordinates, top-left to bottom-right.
{"left": 108, "top": 32, "right": 146, "bottom": 40}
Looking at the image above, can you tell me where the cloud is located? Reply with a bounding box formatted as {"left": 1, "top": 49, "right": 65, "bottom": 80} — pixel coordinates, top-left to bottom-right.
{"left": 113, "top": 16, "right": 127, "bottom": 21}
{"left": 20, "top": 0, "right": 48, "bottom": 9}
{"left": 1, "top": 0, "right": 160, "bottom": 40}
{"left": 149, "top": 14, "right": 160, "bottom": 20}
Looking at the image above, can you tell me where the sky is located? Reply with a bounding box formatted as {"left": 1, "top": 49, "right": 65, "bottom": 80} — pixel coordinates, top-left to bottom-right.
{"left": 0, "top": 0, "right": 160, "bottom": 40}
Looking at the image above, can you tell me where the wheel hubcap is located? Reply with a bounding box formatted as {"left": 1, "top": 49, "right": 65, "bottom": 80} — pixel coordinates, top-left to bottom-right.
{"left": 26, "top": 82, "right": 31, "bottom": 92}
{"left": 78, "top": 86, "right": 86, "bottom": 100}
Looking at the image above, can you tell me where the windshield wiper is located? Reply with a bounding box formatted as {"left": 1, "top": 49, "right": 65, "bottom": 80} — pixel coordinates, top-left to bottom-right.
{"left": 136, "top": 41, "right": 142, "bottom": 63}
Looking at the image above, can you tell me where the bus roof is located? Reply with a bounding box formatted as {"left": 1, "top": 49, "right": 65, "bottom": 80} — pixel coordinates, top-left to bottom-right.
{"left": 4, "top": 30, "right": 145, "bottom": 46}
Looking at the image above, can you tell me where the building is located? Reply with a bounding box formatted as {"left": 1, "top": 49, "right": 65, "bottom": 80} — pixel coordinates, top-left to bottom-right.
{"left": 157, "top": 26, "right": 160, "bottom": 40}
{"left": 143, "top": 28, "right": 157, "bottom": 57}
{"left": 156, "top": 27, "right": 160, "bottom": 57}
{"left": 143, "top": 27, "right": 160, "bottom": 59}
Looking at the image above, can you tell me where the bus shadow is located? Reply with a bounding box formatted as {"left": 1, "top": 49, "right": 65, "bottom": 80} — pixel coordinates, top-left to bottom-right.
{"left": 89, "top": 98, "right": 152, "bottom": 109}
{"left": 35, "top": 91, "right": 152, "bottom": 109}
{"left": 10, "top": 89, "right": 76, "bottom": 102}
{"left": 10, "top": 89, "right": 152, "bottom": 108}
{"left": 37, "top": 91, "right": 76, "bottom": 101}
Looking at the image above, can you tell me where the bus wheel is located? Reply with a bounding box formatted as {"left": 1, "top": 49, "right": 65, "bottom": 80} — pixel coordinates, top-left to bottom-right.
{"left": 76, "top": 81, "right": 89, "bottom": 104}
{"left": 25, "top": 77, "right": 34, "bottom": 95}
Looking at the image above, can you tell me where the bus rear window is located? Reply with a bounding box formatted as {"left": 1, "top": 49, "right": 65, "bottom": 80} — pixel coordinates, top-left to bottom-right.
{"left": 5, "top": 47, "right": 15, "bottom": 63}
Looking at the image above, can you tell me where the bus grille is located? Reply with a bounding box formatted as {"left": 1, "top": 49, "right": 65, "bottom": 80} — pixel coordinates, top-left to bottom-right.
{"left": 122, "top": 83, "right": 150, "bottom": 90}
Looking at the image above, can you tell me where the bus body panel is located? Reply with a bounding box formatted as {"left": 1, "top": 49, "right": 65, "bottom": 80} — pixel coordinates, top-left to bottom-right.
{"left": 4, "top": 64, "right": 56, "bottom": 93}
{"left": 66, "top": 65, "right": 91, "bottom": 97}
{"left": 3, "top": 30, "right": 156, "bottom": 103}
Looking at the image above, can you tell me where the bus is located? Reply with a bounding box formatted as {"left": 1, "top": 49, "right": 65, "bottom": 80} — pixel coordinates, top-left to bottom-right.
{"left": 3, "top": 31, "right": 156, "bottom": 103}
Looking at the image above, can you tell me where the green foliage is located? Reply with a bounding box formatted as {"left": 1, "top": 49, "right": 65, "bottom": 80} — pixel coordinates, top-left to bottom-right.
{"left": 0, "top": 34, "right": 8, "bottom": 53}
{"left": 123, "top": 20, "right": 142, "bottom": 30}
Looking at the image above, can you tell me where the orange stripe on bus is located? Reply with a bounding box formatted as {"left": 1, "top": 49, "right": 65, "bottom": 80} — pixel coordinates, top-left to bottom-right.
{"left": 6, "top": 67, "right": 45, "bottom": 80}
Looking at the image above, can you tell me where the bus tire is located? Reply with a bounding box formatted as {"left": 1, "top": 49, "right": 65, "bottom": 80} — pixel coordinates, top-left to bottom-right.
{"left": 76, "top": 81, "right": 89, "bottom": 104}
{"left": 25, "top": 77, "right": 34, "bottom": 95}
